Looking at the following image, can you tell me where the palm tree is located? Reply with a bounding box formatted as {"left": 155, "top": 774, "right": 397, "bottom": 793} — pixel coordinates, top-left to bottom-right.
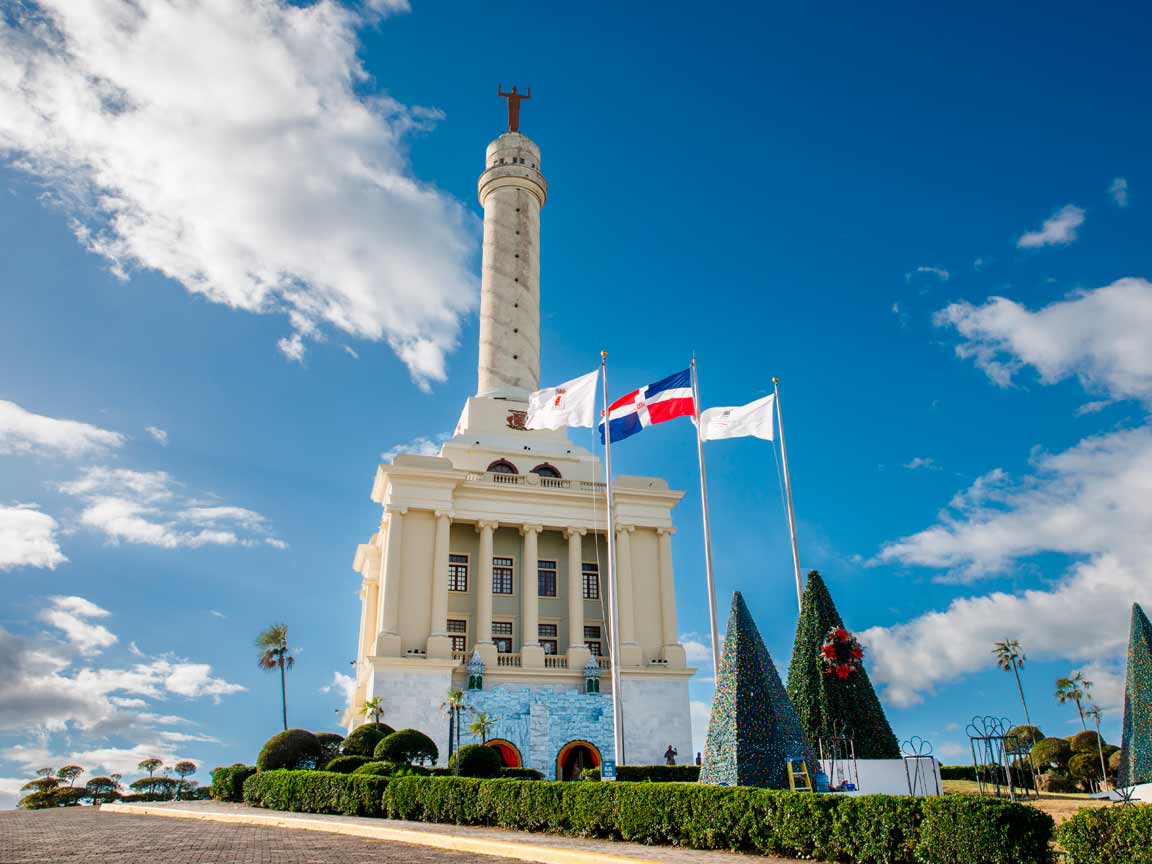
{"left": 256, "top": 623, "right": 294, "bottom": 730}
{"left": 992, "top": 639, "right": 1034, "bottom": 727}
{"left": 440, "top": 689, "right": 466, "bottom": 761}
{"left": 468, "top": 711, "right": 496, "bottom": 743}
{"left": 1085, "top": 704, "right": 1109, "bottom": 789}
{"left": 361, "top": 696, "right": 385, "bottom": 724}
{"left": 1055, "top": 672, "right": 1093, "bottom": 729}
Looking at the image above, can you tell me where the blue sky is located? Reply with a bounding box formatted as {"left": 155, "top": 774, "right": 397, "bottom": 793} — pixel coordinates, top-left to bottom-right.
{"left": 2, "top": 0, "right": 1150, "bottom": 802}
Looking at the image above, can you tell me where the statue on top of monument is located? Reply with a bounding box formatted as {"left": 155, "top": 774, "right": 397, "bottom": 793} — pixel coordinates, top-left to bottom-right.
{"left": 498, "top": 85, "right": 531, "bottom": 132}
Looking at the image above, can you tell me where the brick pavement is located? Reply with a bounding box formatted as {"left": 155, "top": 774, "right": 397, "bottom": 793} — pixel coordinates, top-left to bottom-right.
{"left": 0, "top": 808, "right": 521, "bottom": 864}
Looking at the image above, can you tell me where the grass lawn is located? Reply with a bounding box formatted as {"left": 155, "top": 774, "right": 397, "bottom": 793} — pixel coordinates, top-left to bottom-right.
{"left": 941, "top": 779, "right": 1111, "bottom": 824}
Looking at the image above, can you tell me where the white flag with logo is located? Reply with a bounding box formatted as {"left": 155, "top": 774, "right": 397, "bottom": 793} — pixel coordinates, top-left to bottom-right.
{"left": 525, "top": 369, "right": 599, "bottom": 430}
{"left": 699, "top": 393, "right": 775, "bottom": 441}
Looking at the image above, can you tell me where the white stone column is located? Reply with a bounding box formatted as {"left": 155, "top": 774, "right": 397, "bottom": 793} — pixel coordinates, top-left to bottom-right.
{"left": 615, "top": 524, "right": 643, "bottom": 666}
{"left": 426, "top": 511, "right": 453, "bottom": 659}
{"left": 374, "top": 508, "right": 404, "bottom": 656}
{"left": 474, "top": 521, "right": 498, "bottom": 665}
{"left": 658, "top": 528, "right": 687, "bottom": 667}
{"left": 565, "top": 528, "right": 590, "bottom": 668}
{"left": 520, "top": 524, "right": 544, "bottom": 668}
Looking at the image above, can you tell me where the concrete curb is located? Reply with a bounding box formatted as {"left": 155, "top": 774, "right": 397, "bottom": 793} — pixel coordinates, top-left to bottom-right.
{"left": 101, "top": 803, "right": 670, "bottom": 864}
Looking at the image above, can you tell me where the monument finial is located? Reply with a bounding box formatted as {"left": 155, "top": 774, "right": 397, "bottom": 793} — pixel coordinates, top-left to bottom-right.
{"left": 497, "top": 84, "right": 531, "bottom": 133}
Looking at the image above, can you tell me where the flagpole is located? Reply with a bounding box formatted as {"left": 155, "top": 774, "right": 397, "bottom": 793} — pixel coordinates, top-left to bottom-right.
{"left": 773, "top": 377, "right": 803, "bottom": 611}
{"left": 600, "top": 351, "right": 626, "bottom": 767}
{"left": 690, "top": 356, "right": 721, "bottom": 681}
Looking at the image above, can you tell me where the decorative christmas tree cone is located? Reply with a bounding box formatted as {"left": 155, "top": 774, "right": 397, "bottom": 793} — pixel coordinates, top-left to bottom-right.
{"left": 700, "top": 592, "right": 817, "bottom": 788}
{"left": 1117, "top": 602, "right": 1152, "bottom": 787}
{"left": 785, "top": 570, "right": 900, "bottom": 759}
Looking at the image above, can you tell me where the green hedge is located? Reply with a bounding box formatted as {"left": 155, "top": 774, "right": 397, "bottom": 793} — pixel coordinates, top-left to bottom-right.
{"left": 937, "top": 765, "right": 973, "bottom": 781}
{"left": 582, "top": 764, "right": 701, "bottom": 783}
{"left": 1057, "top": 806, "right": 1152, "bottom": 864}
{"left": 383, "top": 776, "right": 1053, "bottom": 864}
{"left": 243, "top": 769, "right": 388, "bottom": 817}
{"left": 210, "top": 764, "right": 257, "bottom": 802}
{"left": 498, "top": 767, "right": 544, "bottom": 780}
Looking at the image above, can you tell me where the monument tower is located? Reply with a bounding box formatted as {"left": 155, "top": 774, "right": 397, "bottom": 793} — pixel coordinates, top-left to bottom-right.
{"left": 347, "top": 91, "right": 693, "bottom": 779}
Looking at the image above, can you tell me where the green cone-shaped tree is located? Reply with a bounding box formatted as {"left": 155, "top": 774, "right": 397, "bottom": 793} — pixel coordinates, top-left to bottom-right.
{"left": 700, "top": 592, "right": 816, "bottom": 788}
{"left": 1117, "top": 603, "right": 1152, "bottom": 787}
{"left": 785, "top": 570, "right": 900, "bottom": 758}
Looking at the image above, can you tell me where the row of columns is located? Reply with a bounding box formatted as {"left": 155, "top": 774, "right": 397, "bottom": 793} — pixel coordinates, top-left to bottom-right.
{"left": 366, "top": 508, "right": 681, "bottom": 668}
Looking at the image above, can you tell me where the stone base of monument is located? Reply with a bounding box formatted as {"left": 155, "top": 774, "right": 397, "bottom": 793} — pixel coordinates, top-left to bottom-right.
{"left": 819, "top": 758, "right": 943, "bottom": 796}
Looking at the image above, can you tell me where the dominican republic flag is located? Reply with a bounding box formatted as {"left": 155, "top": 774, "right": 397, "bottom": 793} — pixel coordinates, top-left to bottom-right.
{"left": 599, "top": 368, "right": 695, "bottom": 443}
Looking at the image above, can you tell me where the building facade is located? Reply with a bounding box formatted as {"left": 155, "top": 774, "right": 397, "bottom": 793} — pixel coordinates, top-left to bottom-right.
{"left": 347, "top": 114, "right": 694, "bottom": 779}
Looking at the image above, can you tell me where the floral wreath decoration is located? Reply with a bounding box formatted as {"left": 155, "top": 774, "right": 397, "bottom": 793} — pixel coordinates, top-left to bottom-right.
{"left": 819, "top": 626, "right": 864, "bottom": 679}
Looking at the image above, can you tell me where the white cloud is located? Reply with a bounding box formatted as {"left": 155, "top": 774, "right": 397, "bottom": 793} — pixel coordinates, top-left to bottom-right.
{"left": 381, "top": 433, "right": 450, "bottom": 462}
{"left": 905, "top": 265, "right": 950, "bottom": 284}
{"left": 144, "top": 426, "right": 168, "bottom": 445}
{"left": 1075, "top": 400, "right": 1112, "bottom": 417}
{"left": 1109, "top": 177, "right": 1129, "bottom": 208}
{"left": 56, "top": 467, "right": 282, "bottom": 549}
{"left": 680, "top": 633, "right": 713, "bottom": 666}
{"left": 208, "top": 610, "right": 226, "bottom": 619}
{"left": 38, "top": 595, "right": 117, "bottom": 656}
{"left": 0, "top": 0, "right": 477, "bottom": 388}
{"left": 320, "top": 671, "right": 355, "bottom": 706}
{"left": 935, "top": 278, "right": 1152, "bottom": 403}
{"left": 0, "top": 399, "right": 124, "bottom": 458}
{"left": 277, "top": 333, "right": 306, "bottom": 364}
{"left": 161, "top": 662, "right": 245, "bottom": 699}
{"left": 903, "top": 457, "right": 940, "bottom": 471}
{"left": 343, "top": 345, "right": 360, "bottom": 360}
{"left": 0, "top": 504, "right": 67, "bottom": 572}
{"left": 1016, "top": 204, "right": 1085, "bottom": 248}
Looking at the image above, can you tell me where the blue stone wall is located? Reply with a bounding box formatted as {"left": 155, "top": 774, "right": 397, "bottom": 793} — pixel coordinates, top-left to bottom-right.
{"left": 458, "top": 683, "right": 615, "bottom": 779}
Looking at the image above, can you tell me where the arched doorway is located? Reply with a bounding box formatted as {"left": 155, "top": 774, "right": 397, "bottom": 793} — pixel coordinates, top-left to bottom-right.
{"left": 556, "top": 740, "right": 601, "bottom": 781}
{"left": 487, "top": 739, "right": 522, "bottom": 768}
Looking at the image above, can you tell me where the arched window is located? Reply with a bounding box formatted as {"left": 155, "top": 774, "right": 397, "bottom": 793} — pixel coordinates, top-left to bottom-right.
{"left": 530, "top": 463, "right": 562, "bottom": 479}
{"left": 487, "top": 459, "right": 518, "bottom": 475}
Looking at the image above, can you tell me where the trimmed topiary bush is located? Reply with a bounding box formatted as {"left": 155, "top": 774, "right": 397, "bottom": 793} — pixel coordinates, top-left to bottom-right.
{"left": 1070, "top": 730, "right": 1103, "bottom": 753}
{"left": 243, "top": 769, "right": 388, "bottom": 817}
{"left": 914, "top": 794, "right": 1054, "bottom": 864}
{"left": 210, "top": 764, "right": 257, "bottom": 801}
{"left": 1108, "top": 748, "right": 1122, "bottom": 773}
{"left": 257, "top": 729, "right": 323, "bottom": 771}
{"left": 582, "top": 764, "right": 700, "bottom": 782}
{"left": 342, "top": 722, "right": 395, "bottom": 758}
{"left": 1005, "top": 725, "right": 1044, "bottom": 751}
{"left": 497, "top": 767, "right": 543, "bottom": 780}
{"left": 315, "top": 732, "right": 344, "bottom": 764}
{"left": 373, "top": 729, "right": 438, "bottom": 766}
{"left": 1057, "top": 805, "right": 1152, "bottom": 864}
{"left": 1068, "top": 752, "right": 1102, "bottom": 789}
{"left": 351, "top": 761, "right": 396, "bottom": 777}
{"left": 449, "top": 743, "right": 502, "bottom": 778}
{"left": 1031, "top": 736, "right": 1072, "bottom": 771}
{"left": 324, "top": 755, "right": 370, "bottom": 774}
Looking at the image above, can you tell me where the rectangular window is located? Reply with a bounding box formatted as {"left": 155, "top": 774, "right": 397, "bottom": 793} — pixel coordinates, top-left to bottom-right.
{"left": 447, "top": 619, "right": 467, "bottom": 653}
{"left": 539, "top": 623, "right": 558, "bottom": 655}
{"left": 582, "top": 562, "right": 600, "bottom": 599}
{"left": 493, "top": 557, "right": 513, "bottom": 594}
{"left": 537, "top": 559, "right": 557, "bottom": 597}
{"left": 448, "top": 554, "right": 469, "bottom": 592}
{"left": 584, "top": 625, "right": 602, "bottom": 656}
{"left": 492, "top": 621, "right": 513, "bottom": 653}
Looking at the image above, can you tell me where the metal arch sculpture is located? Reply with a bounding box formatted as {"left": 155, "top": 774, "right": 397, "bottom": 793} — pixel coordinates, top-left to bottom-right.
{"left": 902, "top": 736, "right": 939, "bottom": 796}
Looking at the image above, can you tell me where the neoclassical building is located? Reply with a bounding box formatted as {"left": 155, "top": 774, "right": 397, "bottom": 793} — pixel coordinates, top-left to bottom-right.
{"left": 348, "top": 106, "right": 694, "bottom": 779}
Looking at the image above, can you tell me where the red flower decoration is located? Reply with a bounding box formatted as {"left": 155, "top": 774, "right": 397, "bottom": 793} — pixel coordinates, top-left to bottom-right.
{"left": 819, "top": 626, "right": 864, "bottom": 679}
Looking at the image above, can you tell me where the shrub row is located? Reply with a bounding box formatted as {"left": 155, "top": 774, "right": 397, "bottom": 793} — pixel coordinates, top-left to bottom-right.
{"left": 937, "top": 765, "right": 973, "bottom": 781}
{"left": 582, "top": 764, "right": 701, "bottom": 783}
{"left": 243, "top": 771, "right": 1053, "bottom": 864}
{"left": 243, "top": 770, "right": 389, "bottom": 817}
{"left": 1056, "top": 806, "right": 1152, "bottom": 864}
{"left": 210, "top": 764, "right": 257, "bottom": 802}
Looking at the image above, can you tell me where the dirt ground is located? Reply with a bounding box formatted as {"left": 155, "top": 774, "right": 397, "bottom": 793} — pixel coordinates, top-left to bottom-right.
{"left": 941, "top": 779, "right": 1114, "bottom": 824}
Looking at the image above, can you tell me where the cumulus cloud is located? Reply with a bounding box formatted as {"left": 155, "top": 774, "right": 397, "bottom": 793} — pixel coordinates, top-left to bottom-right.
{"left": 0, "top": 504, "right": 67, "bottom": 572}
{"left": 935, "top": 278, "right": 1152, "bottom": 402}
{"left": 381, "top": 433, "right": 450, "bottom": 462}
{"left": 37, "top": 595, "right": 118, "bottom": 656}
{"left": 0, "top": 399, "right": 124, "bottom": 458}
{"left": 680, "top": 633, "right": 713, "bottom": 666}
{"left": 1109, "top": 177, "right": 1129, "bottom": 208}
{"left": 1016, "top": 204, "right": 1085, "bottom": 248}
{"left": 144, "top": 426, "right": 168, "bottom": 445}
{"left": 905, "top": 265, "right": 950, "bottom": 284}
{"left": 320, "top": 671, "right": 356, "bottom": 706}
{"left": 56, "top": 467, "right": 282, "bottom": 549}
{"left": 902, "top": 457, "right": 940, "bottom": 471}
{"left": 0, "top": 0, "right": 477, "bottom": 388}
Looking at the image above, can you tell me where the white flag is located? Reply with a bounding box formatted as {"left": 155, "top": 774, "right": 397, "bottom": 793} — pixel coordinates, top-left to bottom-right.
{"left": 525, "top": 370, "right": 599, "bottom": 430}
{"left": 699, "top": 393, "right": 775, "bottom": 441}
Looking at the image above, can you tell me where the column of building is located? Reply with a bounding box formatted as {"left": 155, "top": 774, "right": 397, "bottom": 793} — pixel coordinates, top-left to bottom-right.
{"left": 565, "top": 528, "right": 590, "bottom": 668}
{"left": 373, "top": 507, "right": 404, "bottom": 656}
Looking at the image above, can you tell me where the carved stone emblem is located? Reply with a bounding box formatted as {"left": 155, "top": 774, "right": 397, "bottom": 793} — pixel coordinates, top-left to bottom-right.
{"left": 506, "top": 410, "right": 528, "bottom": 431}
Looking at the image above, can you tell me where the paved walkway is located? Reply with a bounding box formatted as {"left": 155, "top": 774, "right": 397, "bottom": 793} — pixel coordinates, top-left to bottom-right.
{"left": 0, "top": 807, "right": 524, "bottom": 864}
{"left": 97, "top": 800, "right": 805, "bottom": 864}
